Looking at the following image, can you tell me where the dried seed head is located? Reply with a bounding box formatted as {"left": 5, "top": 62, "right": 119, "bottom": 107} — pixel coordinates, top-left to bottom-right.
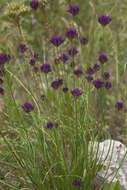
{"left": 6, "top": 2, "right": 30, "bottom": 21}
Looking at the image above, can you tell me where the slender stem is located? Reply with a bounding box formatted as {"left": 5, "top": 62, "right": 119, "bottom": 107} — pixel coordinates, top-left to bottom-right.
{"left": 41, "top": 6, "right": 52, "bottom": 38}
{"left": 68, "top": 0, "right": 71, "bottom": 6}
{"left": 16, "top": 20, "right": 25, "bottom": 42}
{"left": 16, "top": 20, "right": 32, "bottom": 57}
{"left": 115, "top": 32, "right": 120, "bottom": 100}
{"left": 6, "top": 69, "right": 41, "bottom": 115}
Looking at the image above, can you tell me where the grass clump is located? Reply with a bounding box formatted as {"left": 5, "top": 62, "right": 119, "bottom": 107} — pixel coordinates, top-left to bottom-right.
{"left": 0, "top": 0, "right": 126, "bottom": 189}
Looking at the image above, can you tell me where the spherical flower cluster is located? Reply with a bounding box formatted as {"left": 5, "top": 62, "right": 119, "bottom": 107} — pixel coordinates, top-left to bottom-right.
{"left": 40, "top": 63, "right": 51, "bottom": 73}
{"left": 105, "top": 81, "right": 112, "bottom": 89}
{"left": 60, "top": 53, "right": 69, "bottom": 62}
{"left": 18, "top": 44, "right": 27, "bottom": 53}
{"left": 0, "top": 87, "right": 4, "bottom": 95}
{"left": 115, "top": 102, "right": 123, "bottom": 111}
{"left": 47, "top": 121, "right": 53, "bottom": 129}
{"left": 93, "top": 64, "right": 100, "bottom": 72}
{"left": 85, "top": 75, "right": 93, "bottom": 82}
{"left": 99, "top": 54, "right": 108, "bottom": 64}
{"left": 93, "top": 79, "right": 104, "bottom": 89}
{"left": 50, "top": 36, "right": 64, "bottom": 47}
{"left": 98, "top": 15, "right": 112, "bottom": 27}
{"left": 104, "top": 72, "right": 110, "bottom": 80}
{"left": 74, "top": 69, "right": 83, "bottom": 77}
{"left": 46, "top": 121, "right": 58, "bottom": 129}
{"left": 22, "top": 102, "right": 34, "bottom": 113}
{"left": 68, "top": 5, "right": 79, "bottom": 16}
{"left": 68, "top": 48, "right": 78, "bottom": 56}
{"left": 73, "top": 179, "right": 81, "bottom": 186}
{"left": 0, "top": 54, "right": 10, "bottom": 65}
{"left": 86, "top": 67, "right": 94, "bottom": 75}
{"left": 66, "top": 29, "right": 77, "bottom": 40}
{"left": 71, "top": 88, "right": 82, "bottom": 98}
{"left": 29, "top": 59, "right": 36, "bottom": 66}
{"left": 51, "top": 79, "right": 63, "bottom": 89}
{"left": 62, "top": 87, "right": 68, "bottom": 93}
{"left": 51, "top": 80, "right": 59, "bottom": 89}
{"left": 80, "top": 38, "right": 88, "bottom": 45}
{"left": 30, "top": 1, "right": 39, "bottom": 9}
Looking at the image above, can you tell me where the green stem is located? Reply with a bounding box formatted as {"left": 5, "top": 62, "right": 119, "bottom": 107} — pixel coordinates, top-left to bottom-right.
{"left": 6, "top": 69, "right": 41, "bottom": 116}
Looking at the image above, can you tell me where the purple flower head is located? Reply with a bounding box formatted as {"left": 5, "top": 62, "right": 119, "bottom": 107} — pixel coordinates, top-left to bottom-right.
{"left": 33, "top": 66, "right": 39, "bottom": 72}
{"left": 18, "top": 44, "right": 27, "bottom": 53}
{"left": 63, "top": 87, "right": 68, "bottom": 93}
{"left": 60, "top": 53, "right": 69, "bottom": 62}
{"left": 71, "top": 88, "right": 82, "bottom": 98}
{"left": 0, "top": 88, "right": 4, "bottom": 95}
{"left": 0, "top": 78, "right": 3, "bottom": 84}
{"left": 34, "top": 52, "right": 39, "bottom": 58}
{"left": 85, "top": 75, "right": 93, "bottom": 82}
{"left": 80, "top": 38, "right": 88, "bottom": 45}
{"left": 99, "top": 54, "right": 108, "bottom": 64}
{"left": 86, "top": 67, "right": 94, "bottom": 75}
{"left": 105, "top": 81, "right": 112, "bottom": 89}
{"left": 104, "top": 72, "right": 110, "bottom": 80}
{"left": 68, "top": 5, "right": 79, "bottom": 16}
{"left": 98, "top": 15, "right": 112, "bottom": 27}
{"left": 74, "top": 69, "right": 83, "bottom": 77}
{"left": 0, "top": 68, "right": 5, "bottom": 76}
{"left": 40, "top": 63, "right": 51, "bottom": 73}
{"left": 51, "top": 80, "right": 59, "bottom": 89}
{"left": 50, "top": 35, "right": 64, "bottom": 47}
{"left": 115, "top": 102, "right": 123, "bottom": 111}
{"left": 22, "top": 102, "right": 34, "bottom": 113}
{"left": 0, "top": 54, "right": 10, "bottom": 65}
{"left": 68, "top": 48, "right": 78, "bottom": 56}
{"left": 66, "top": 29, "right": 77, "bottom": 40}
{"left": 30, "top": 1, "right": 39, "bottom": 9}
{"left": 47, "top": 121, "right": 53, "bottom": 129}
{"left": 73, "top": 179, "right": 81, "bottom": 186}
{"left": 51, "top": 79, "right": 63, "bottom": 89}
{"left": 29, "top": 59, "right": 36, "bottom": 66}
{"left": 93, "top": 64, "right": 100, "bottom": 72}
{"left": 93, "top": 79, "right": 104, "bottom": 89}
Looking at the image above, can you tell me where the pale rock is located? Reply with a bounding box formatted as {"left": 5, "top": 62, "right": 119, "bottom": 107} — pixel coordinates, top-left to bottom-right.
{"left": 89, "top": 140, "right": 127, "bottom": 190}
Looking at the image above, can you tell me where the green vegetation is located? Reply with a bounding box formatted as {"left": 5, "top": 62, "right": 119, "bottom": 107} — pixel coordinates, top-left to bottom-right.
{"left": 0, "top": 0, "right": 127, "bottom": 189}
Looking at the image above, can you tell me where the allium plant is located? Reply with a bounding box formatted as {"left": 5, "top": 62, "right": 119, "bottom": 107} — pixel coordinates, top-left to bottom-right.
{"left": 98, "top": 15, "right": 112, "bottom": 27}
{"left": 0, "top": 1, "right": 125, "bottom": 190}
{"left": 30, "top": 1, "right": 39, "bottom": 10}
{"left": 50, "top": 35, "right": 64, "bottom": 47}
{"left": 18, "top": 44, "right": 27, "bottom": 53}
{"left": 66, "top": 28, "right": 77, "bottom": 40}
{"left": 99, "top": 54, "right": 108, "bottom": 64}
{"left": 68, "top": 5, "right": 79, "bottom": 16}
{"left": 80, "top": 37, "right": 88, "bottom": 45}
{"left": 115, "top": 102, "right": 123, "bottom": 111}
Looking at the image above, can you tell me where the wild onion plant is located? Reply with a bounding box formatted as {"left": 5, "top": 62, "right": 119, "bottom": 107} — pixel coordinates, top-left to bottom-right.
{"left": 0, "top": 0, "right": 126, "bottom": 189}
